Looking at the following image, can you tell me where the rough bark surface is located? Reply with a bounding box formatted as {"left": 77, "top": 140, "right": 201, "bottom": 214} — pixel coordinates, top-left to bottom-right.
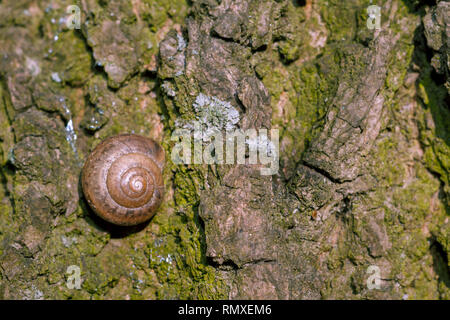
{"left": 0, "top": 0, "right": 449, "bottom": 299}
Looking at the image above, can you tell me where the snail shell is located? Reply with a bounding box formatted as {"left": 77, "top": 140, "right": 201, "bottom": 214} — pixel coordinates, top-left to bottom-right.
{"left": 82, "top": 134, "right": 165, "bottom": 226}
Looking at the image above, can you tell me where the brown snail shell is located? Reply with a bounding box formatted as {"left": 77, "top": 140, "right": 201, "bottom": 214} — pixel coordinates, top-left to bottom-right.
{"left": 82, "top": 134, "right": 165, "bottom": 226}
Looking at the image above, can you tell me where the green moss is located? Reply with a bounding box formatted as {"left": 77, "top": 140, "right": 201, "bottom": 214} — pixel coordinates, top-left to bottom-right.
{"left": 417, "top": 59, "right": 450, "bottom": 206}
{"left": 142, "top": 0, "right": 188, "bottom": 32}
{"left": 385, "top": 44, "right": 414, "bottom": 91}
{"left": 51, "top": 31, "right": 93, "bottom": 86}
{"left": 319, "top": 0, "right": 361, "bottom": 42}
{"left": 372, "top": 138, "right": 404, "bottom": 187}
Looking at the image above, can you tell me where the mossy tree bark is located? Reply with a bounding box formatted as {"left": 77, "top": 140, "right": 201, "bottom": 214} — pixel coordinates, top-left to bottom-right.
{"left": 0, "top": 0, "right": 449, "bottom": 299}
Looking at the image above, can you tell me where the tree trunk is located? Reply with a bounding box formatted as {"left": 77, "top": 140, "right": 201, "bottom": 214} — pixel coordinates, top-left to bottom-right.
{"left": 0, "top": 0, "right": 448, "bottom": 299}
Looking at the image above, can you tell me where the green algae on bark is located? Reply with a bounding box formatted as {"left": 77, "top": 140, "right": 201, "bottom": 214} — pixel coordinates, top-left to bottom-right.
{"left": 0, "top": 0, "right": 449, "bottom": 300}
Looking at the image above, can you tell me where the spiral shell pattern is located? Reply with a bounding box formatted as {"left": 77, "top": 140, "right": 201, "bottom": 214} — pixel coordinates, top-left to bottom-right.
{"left": 82, "top": 134, "right": 165, "bottom": 226}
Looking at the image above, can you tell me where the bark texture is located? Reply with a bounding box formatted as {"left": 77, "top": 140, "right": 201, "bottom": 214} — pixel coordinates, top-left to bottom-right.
{"left": 0, "top": 0, "right": 449, "bottom": 299}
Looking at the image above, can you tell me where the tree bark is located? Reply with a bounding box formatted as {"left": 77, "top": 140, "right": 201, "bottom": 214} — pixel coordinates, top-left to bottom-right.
{"left": 0, "top": 0, "right": 449, "bottom": 299}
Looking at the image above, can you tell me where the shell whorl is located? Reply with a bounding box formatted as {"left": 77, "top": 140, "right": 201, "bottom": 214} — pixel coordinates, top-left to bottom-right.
{"left": 82, "top": 134, "right": 165, "bottom": 226}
